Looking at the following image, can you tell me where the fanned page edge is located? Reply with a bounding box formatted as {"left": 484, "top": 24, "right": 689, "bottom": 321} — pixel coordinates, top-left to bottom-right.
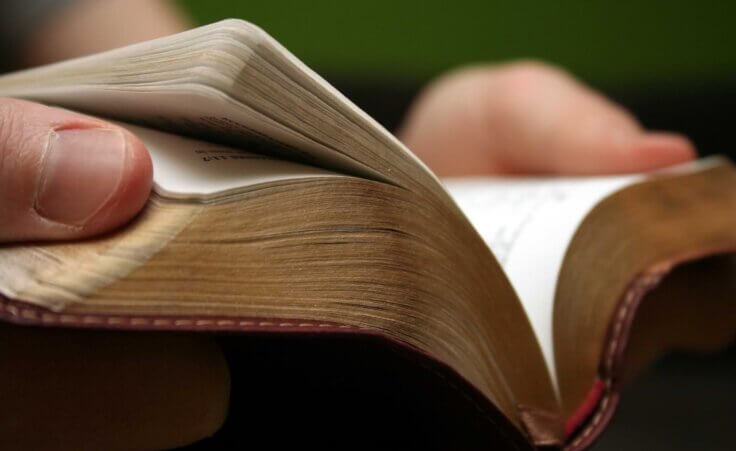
{"left": 236, "top": 20, "right": 443, "bottom": 187}
{"left": 0, "top": 21, "right": 388, "bottom": 185}
{"left": 0, "top": 19, "right": 440, "bottom": 196}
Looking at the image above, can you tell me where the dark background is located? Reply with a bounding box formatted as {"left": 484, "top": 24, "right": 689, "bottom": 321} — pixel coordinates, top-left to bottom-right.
{"left": 177, "top": 1, "right": 736, "bottom": 449}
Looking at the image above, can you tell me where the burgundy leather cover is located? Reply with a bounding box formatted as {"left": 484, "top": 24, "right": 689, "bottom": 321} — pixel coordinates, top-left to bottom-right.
{"left": 564, "top": 271, "right": 670, "bottom": 450}
{"left": 0, "top": 294, "right": 532, "bottom": 450}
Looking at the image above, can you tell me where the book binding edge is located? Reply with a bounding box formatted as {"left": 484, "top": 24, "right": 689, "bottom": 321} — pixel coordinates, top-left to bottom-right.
{"left": 564, "top": 247, "right": 736, "bottom": 450}
{"left": 0, "top": 294, "right": 533, "bottom": 450}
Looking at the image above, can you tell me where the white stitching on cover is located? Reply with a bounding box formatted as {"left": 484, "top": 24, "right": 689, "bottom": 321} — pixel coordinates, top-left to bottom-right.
{"left": 0, "top": 300, "right": 353, "bottom": 330}
{"left": 0, "top": 297, "right": 524, "bottom": 451}
{"left": 567, "top": 272, "right": 664, "bottom": 450}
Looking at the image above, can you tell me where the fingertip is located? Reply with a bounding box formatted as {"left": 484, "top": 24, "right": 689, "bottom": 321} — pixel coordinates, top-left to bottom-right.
{"left": 90, "top": 130, "right": 153, "bottom": 234}
{"left": 552, "top": 131, "right": 698, "bottom": 175}
{"left": 627, "top": 132, "right": 697, "bottom": 171}
{"left": 0, "top": 99, "right": 155, "bottom": 242}
{"left": 124, "top": 129, "right": 154, "bottom": 191}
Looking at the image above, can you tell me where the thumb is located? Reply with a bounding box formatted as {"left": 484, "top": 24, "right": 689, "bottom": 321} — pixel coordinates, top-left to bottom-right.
{"left": 0, "top": 98, "right": 152, "bottom": 242}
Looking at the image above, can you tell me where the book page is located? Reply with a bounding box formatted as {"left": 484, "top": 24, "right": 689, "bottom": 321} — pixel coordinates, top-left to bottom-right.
{"left": 0, "top": 19, "right": 437, "bottom": 197}
{"left": 445, "top": 175, "right": 640, "bottom": 389}
{"left": 118, "top": 122, "right": 341, "bottom": 201}
{"left": 444, "top": 158, "right": 721, "bottom": 391}
{"left": 445, "top": 175, "right": 643, "bottom": 391}
{"left": 12, "top": 86, "right": 384, "bottom": 180}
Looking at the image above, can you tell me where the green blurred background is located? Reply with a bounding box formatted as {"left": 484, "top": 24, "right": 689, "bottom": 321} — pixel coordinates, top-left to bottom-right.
{"left": 177, "top": 0, "right": 736, "bottom": 89}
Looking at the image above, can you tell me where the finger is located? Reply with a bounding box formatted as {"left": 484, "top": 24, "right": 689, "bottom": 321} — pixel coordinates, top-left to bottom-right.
{"left": 399, "top": 61, "right": 696, "bottom": 176}
{"left": 0, "top": 98, "right": 152, "bottom": 242}
{"left": 0, "top": 323, "right": 230, "bottom": 450}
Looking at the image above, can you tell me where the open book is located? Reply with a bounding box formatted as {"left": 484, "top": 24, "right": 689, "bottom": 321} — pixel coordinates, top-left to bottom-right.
{"left": 1, "top": 19, "right": 734, "bottom": 450}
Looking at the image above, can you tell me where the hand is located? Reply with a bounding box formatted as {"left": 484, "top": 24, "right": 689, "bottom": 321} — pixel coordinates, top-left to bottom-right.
{"left": 0, "top": 97, "right": 231, "bottom": 450}
{"left": 399, "top": 61, "right": 696, "bottom": 176}
{"left": 0, "top": 4, "right": 231, "bottom": 450}
{"left": 0, "top": 98, "right": 152, "bottom": 242}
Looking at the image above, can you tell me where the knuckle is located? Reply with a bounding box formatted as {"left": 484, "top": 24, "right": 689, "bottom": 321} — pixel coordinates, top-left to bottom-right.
{"left": 0, "top": 99, "right": 19, "bottom": 178}
{"left": 498, "top": 60, "right": 567, "bottom": 87}
{"left": 0, "top": 98, "right": 45, "bottom": 193}
{"left": 0, "top": 98, "right": 29, "bottom": 157}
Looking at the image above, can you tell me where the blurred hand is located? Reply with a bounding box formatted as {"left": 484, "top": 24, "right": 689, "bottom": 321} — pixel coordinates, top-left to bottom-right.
{"left": 399, "top": 61, "right": 696, "bottom": 176}
{"left": 0, "top": 98, "right": 152, "bottom": 242}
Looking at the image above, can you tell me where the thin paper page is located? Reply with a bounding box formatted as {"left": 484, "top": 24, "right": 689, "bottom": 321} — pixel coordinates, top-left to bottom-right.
{"left": 445, "top": 174, "right": 644, "bottom": 391}
{"left": 117, "top": 122, "right": 340, "bottom": 201}
{"left": 444, "top": 158, "right": 720, "bottom": 393}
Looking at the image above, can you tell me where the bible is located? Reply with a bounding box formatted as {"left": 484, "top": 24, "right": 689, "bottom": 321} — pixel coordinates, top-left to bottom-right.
{"left": 0, "top": 19, "right": 734, "bottom": 450}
